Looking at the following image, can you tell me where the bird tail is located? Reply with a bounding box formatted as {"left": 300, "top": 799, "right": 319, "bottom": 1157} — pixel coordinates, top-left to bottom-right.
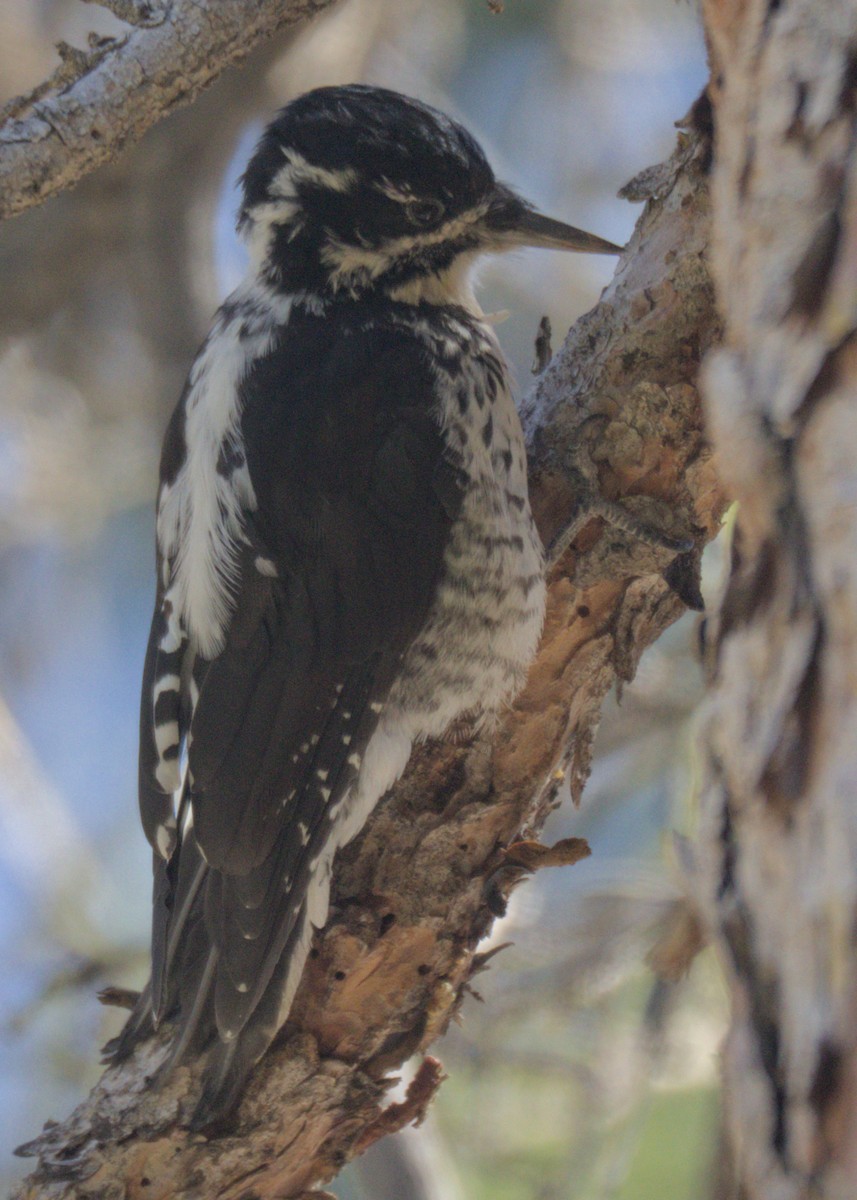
{"left": 103, "top": 869, "right": 325, "bottom": 1129}
{"left": 189, "top": 898, "right": 316, "bottom": 1129}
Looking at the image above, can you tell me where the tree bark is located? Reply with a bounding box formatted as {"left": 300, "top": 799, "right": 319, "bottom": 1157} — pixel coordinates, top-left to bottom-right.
{"left": 696, "top": 1, "right": 857, "bottom": 1197}
{"left": 0, "top": 0, "right": 340, "bottom": 222}
{"left": 12, "top": 106, "right": 723, "bottom": 1199}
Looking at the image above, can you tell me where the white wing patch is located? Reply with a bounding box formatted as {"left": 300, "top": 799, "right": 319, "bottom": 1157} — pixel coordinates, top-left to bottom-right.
{"left": 157, "top": 281, "right": 292, "bottom": 658}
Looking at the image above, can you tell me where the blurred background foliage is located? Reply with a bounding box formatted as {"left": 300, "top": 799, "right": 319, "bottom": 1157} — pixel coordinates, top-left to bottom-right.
{"left": 0, "top": 1, "right": 723, "bottom": 1196}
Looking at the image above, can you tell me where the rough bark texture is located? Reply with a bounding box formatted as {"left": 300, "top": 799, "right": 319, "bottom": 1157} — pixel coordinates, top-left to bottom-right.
{"left": 0, "top": 0, "right": 340, "bottom": 222}
{"left": 697, "top": 2, "right": 857, "bottom": 1197}
{"left": 12, "top": 114, "right": 722, "bottom": 1198}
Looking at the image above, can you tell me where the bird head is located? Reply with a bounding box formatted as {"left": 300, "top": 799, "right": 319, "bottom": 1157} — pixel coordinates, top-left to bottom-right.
{"left": 238, "top": 84, "right": 621, "bottom": 303}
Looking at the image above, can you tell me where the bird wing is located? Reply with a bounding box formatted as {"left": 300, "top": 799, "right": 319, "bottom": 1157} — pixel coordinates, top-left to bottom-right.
{"left": 135, "top": 310, "right": 468, "bottom": 1119}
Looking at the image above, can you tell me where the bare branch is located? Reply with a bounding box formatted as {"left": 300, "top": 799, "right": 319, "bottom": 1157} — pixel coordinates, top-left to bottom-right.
{"left": 12, "top": 112, "right": 722, "bottom": 1199}
{"left": 0, "top": 0, "right": 340, "bottom": 222}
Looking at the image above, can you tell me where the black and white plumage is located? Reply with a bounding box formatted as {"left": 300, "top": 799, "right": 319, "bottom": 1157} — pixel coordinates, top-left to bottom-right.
{"left": 109, "top": 84, "right": 620, "bottom": 1126}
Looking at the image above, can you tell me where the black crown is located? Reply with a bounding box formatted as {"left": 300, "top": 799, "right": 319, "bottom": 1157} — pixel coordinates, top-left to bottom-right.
{"left": 236, "top": 84, "right": 620, "bottom": 298}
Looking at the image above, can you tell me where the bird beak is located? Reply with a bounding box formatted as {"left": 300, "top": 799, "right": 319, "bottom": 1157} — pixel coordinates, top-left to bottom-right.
{"left": 504, "top": 208, "right": 623, "bottom": 255}
{"left": 482, "top": 186, "right": 623, "bottom": 256}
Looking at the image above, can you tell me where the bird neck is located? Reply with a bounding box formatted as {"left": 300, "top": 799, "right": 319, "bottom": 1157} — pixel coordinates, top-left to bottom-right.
{"left": 384, "top": 253, "right": 484, "bottom": 317}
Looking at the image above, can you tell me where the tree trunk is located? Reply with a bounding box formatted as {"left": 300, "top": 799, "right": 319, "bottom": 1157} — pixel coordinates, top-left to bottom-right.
{"left": 697, "top": 1, "right": 857, "bottom": 1196}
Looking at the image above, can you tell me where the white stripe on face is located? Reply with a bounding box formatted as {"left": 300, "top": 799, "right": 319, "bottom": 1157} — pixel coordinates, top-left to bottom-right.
{"left": 320, "top": 200, "right": 490, "bottom": 292}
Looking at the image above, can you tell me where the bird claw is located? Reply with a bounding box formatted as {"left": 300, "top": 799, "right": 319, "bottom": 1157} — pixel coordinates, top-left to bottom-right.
{"left": 482, "top": 837, "right": 591, "bottom": 914}
{"left": 547, "top": 492, "right": 694, "bottom": 568}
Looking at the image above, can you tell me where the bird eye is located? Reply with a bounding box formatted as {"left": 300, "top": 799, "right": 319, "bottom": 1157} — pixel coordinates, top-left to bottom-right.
{"left": 406, "top": 198, "right": 445, "bottom": 227}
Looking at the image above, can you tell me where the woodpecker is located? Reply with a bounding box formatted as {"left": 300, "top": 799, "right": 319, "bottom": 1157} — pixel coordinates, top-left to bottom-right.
{"left": 108, "top": 84, "right": 620, "bottom": 1126}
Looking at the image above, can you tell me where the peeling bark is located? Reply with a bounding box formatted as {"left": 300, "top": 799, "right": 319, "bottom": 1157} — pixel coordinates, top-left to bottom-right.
{"left": 12, "top": 113, "right": 722, "bottom": 1198}
{"left": 0, "top": 0, "right": 339, "bottom": 222}
{"left": 697, "top": 1, "right": 857, "bottom": 1197}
